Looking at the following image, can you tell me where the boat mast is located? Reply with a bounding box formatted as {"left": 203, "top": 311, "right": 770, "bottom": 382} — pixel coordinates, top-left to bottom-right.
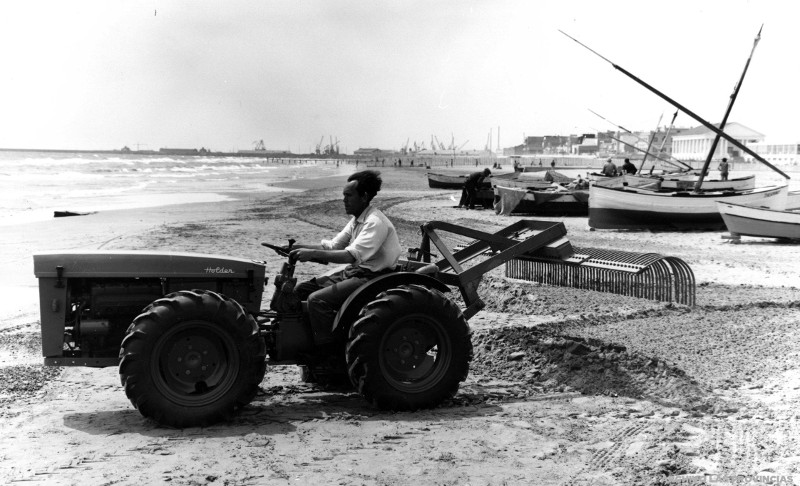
{"left": 650, "top": 110, "right": 679, "bottom": 174}
{"left": 637, "top": 112, "right": 664, "bottom": 173}
{"left": 560, "top": 29, "right": 789, "bottom": 180}
{"left": 693, "top": 25, "right": 763, "bottom": 191}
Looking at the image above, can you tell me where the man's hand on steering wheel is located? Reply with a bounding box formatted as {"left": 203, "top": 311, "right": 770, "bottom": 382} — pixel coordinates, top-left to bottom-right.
{"left": 290, "top": 248, "right": 325, "bottom": 264}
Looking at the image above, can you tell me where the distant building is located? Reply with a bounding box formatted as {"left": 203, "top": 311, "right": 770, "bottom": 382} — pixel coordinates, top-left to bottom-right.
{"left": 571, "top": 133, "right": 598, "bottom": 155}
{"left": 744, "top": 142, "right": 800, "bottom": 166}
{"left": 671, "top": 122, "right": 763, "bottom": 161}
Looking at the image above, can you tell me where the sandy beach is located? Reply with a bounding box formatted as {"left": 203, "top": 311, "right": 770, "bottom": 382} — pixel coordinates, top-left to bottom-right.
{"left": 2, "top": 165, "right": 800, "bottom": 485}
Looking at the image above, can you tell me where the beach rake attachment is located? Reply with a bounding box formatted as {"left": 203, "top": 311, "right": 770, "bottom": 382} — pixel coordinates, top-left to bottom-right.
{"left": 505, "top": 246, "right": 695, "bottom": 306}
{"left": 410, "top": 218, "right": 695, "bottom": 308}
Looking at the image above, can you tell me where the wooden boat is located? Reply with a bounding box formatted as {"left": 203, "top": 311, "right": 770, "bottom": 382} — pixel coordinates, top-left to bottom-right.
{"left": 589, "top": 172, "right": 625, "bottom": 188}
{"left": 623, "top": 173, "right": 755, "bottom": 191}
{"left": 490, "top": 178, "right": 554, "bottom": 190}
{"left": 494, "top": 185, "right": 589, "bottom": 216}
{"left": 427, "top": 172, "right": 468, "bottom": 189}
{"left": 588, "top": 183, "right": 788, "bottom": 230}
{"left": 428, "top": 171, "right": 515, "bottom": 190}
{"left": 717, "top": 200, "right": 800, "bottom": 240}
{"left": 54, "top": 210, "right": 95, "bottom": 218}
{"left": 489, "top": 171, "right": 574, "bottom": 190}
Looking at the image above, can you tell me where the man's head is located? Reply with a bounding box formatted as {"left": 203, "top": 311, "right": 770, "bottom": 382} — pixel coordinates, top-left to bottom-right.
{"left": 625, "top": 158, "right": 630, "bottom": 164}
{"left": 483, "top": 168, "right": 491, "bottom": 176}
{"left": 344, "top": 170, "right": 382, "bottom": 217}
{"left": 722, "top": 157, "right": 728, "bottom": 162}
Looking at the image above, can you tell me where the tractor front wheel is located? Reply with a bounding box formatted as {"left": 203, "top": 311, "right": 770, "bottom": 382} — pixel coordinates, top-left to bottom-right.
{"left": 119, "top": 290, "right": 266, "bottom": 427}
{"left": 346, "top": 285, "right": 472, "bottom": 410}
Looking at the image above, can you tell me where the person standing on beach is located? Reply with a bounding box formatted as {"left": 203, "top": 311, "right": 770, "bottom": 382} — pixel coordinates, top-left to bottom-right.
{"left": 718, "top": 157, "right": 730, "bottom": 181}
{"left": 601, "top": 158, "right": 618, "bottom": 177}
{"left": 289, "top": 170, "right": 402, "bottom": 349}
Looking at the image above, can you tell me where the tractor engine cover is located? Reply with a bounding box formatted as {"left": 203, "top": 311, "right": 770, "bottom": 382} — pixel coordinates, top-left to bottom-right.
{"left": 33, "top": 251, "right": 267, "bottom": 367}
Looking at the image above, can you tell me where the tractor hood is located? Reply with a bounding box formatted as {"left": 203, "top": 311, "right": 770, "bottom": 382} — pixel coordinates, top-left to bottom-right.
{"left": 33, "top": 251, "right": 267, "bottom": 280}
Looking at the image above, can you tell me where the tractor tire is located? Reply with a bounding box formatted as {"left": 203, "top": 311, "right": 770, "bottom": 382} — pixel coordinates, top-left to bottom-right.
{"left": 119, "top": 290, "right": 266, "bottom": 427}
{"left": 346, "top": 284, "right": 472, "bottom": 410}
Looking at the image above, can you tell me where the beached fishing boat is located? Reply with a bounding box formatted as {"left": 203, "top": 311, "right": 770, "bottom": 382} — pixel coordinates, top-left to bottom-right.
{"left": 589, "top": 183, "right": 787, "bottom": 230}
{"left": 717, "top": 200, "right": 800, "bottom": 240}
{"left": 427, "top": 172, "right": 468, "bottom": 189}
{"left": 490, "top": 170, "right": 575, "bottom": 190}
{"left": 589, "top": 173, "right": 625, "bottom": 188}
{"left": 624, "top": 173, "right": 755, "bottom": 191}
{"left": 428, "top": 170, "right": 516, "bottom": 190}
{"left": 494, "top": 185, "right": 589, "bottom": 216}
{"left": 490, "top": 178, "right": 554, "bottom": 190}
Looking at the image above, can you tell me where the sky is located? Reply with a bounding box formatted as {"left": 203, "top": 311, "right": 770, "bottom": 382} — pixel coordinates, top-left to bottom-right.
{"left": 1, "top": 0, "right": 798, "bottom": 153}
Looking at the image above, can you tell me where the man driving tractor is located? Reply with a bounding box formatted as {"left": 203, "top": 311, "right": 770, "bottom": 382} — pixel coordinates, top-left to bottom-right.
{"left": 289, "top": 170, "right": 402, "bottom": 349}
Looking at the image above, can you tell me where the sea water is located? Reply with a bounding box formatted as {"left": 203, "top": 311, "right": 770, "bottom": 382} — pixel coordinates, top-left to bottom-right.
{"left": 0, "top": 151, "right": 349, "bottom": 227}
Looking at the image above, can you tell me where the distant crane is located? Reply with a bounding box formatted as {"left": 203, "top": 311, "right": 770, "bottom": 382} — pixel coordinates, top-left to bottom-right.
{"left": 322, "top": 135, "right": 339, "bottom": 155}
{"left": 315, "top": 136, "right": 324, "bottom": 155}
{"left": 253, "top": 140, "right": 266, "bottom": 151}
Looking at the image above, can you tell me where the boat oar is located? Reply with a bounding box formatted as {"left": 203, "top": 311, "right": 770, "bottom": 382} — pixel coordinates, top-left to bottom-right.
{"left": 694, "top": 25, "right": 763, "bottom": 191}
{"left": 560, "top": 29, "right": 789, "bottom": 180}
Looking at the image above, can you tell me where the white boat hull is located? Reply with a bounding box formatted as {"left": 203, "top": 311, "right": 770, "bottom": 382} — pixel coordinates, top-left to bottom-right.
{"left": 589, "top": 184, "right": 788, "bottom": 230}
{"left": 716, "top": 201, "right": 800, "bottom": 240}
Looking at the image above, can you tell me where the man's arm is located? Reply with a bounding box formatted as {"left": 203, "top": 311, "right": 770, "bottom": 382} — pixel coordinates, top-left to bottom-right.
{"left": 290, "top": 243, "right": 324, "bottom": 251}
{"left": 290, "top": 248, "right": 355, "bottom": 264}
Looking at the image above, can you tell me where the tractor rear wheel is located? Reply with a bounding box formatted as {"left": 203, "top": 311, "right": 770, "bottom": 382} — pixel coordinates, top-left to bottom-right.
{"left": 346, "top": 284, "right": 472, "bottom": 410}
{"left": 119, "top": 290, "right": 266, "bottom": 427}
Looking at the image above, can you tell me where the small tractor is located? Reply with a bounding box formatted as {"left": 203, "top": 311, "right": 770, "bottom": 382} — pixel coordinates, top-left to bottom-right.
{"left": 33, "top": 220, "right": 580, "bottom": 427}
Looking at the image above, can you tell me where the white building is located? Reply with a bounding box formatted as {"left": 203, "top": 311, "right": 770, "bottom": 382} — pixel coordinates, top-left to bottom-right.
{"left": 671, "top": 122, "right": 763, "bottom": 161}
{"left": 743, "top": 142, "right": 800, "bottom": 166}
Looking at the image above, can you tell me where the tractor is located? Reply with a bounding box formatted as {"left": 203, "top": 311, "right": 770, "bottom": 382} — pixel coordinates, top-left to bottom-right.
{"left": 33, "top": 220, "right": 576, "bottom": 427}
